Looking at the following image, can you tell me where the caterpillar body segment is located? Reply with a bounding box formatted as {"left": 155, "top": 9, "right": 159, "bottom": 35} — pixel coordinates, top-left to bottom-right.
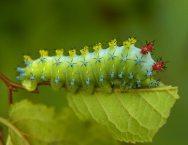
{"left": 16, "top": 38, "right": 165, "bottom": 92}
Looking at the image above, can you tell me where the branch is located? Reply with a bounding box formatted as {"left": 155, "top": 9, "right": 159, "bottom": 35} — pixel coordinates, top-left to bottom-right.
{"left": 0, "top": 72, "right": 49, "bottom": 104}
{"left": 0, "top": 117, "right": 30, "bottom": 145}
{"left": 0, "top": 128, "right": 3, "bottom": 145}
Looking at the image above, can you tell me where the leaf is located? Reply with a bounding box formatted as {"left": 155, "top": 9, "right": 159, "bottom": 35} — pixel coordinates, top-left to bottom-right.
{"left": 67, "top": 86, "right": 179, "bottom": 143}
{"left": 8, "top": 100, "right": 65, "bottom": 145}
{"left": 5, "top": 100, "right": 123, "bottom": 145}
{"left": 6, "top": 135, "right": 13, "bottom": 145}
{"left": 57, "top": 107, "right": 121, "bottom": 145}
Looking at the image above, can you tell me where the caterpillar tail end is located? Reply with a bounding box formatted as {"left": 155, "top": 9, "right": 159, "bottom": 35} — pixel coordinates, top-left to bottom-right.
{"left": 22, "top": 80, "right": 37, "bottom": 92}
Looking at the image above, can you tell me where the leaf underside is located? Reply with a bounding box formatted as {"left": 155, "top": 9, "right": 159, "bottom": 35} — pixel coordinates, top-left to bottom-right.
{"left": 67, "top": 86, "right": 179, "bottom": 143}
{"left": 8, "top": 100, "right": 65, "bottom": 145}
{"left": 7, "top": 100, "right": 121, "bottom": 145}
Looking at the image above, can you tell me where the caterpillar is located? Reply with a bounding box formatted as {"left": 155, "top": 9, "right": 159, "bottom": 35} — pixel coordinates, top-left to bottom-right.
{"left": 16, "top": 37, "right": 166, "bottom": 92}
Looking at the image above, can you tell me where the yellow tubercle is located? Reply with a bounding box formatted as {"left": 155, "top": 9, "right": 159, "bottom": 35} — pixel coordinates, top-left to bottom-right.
{"left": 123, "top": 37, "right": 137, "bottom": 49}
{"left": 128, "top": 37, "right": 137, "bottom": 44}
{"left": 97, "top": 43, "right": 102, "bottom": 50}
{"left": 93, "top": 43, "right": 102, "bottom": 52}
{"left": 80, "top": 46, "right": 89, "bottom": 56}
{"left": 69, "top": 49, "right": 76, "bottom": 57}
{"left": 56, "top": 49, "right": 64, "bottom": 57}
{"left": 123, "top": 40, "right": 131, "bottom": 49}
{"left": 23, "top": 55, "right": 32, "bottom": 62}
{"left": 39, "top": 50, "right": 48, "bottom": 57}
{"left": 109, "top": 39, "right": 117, "bottom": 49}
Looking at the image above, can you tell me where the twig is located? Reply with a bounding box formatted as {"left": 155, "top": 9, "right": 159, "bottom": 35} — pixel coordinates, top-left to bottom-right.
{"left": 0, "top": 128, "right": 3, "bottom": 145}
{"left": 0, "top": 72, "right": 49, "bottom": 104}
{"left": 0, "top": 117, "right": 30, "bottom": 145}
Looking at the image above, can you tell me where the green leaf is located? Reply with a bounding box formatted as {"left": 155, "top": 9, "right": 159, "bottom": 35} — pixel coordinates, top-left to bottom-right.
{"left": 67, "top": 86, "right": 179, "bottom": 143}
{"left": 6, "top": 135, "right": 13, "bottom": 145}
{"left": 5, "top": 100, "right": 123, "bottom": 145}
{"left": 8, "top": 100, "right": 65, "bottom": 145}
{"left": 57, "top": 108, "right": 121, "bottom": 145}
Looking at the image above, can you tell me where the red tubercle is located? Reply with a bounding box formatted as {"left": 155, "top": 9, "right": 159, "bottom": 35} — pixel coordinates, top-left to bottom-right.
{"left": 141, "top": 41, "right": 154, "bottom": 55}
{"left": 152, "top": 61, "right": 166, "bottom": 72}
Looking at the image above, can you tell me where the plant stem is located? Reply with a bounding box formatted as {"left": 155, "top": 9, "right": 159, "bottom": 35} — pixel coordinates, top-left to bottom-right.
{"left": 6, "top": 135, "right": 12, "bottom": 145}
{"left": 0, "top": 71, "right": 50, "bottom": 104}
{"left": 0, "top": 117, "right": 30, "bottom": 145}
{"left": 0, "top": 129, "right": 3, "bottom": 145}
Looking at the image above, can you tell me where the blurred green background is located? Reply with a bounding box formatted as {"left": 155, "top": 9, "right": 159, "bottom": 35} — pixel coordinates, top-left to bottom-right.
{"left": 0, "top": 0, "right": 187, "bottom": 144}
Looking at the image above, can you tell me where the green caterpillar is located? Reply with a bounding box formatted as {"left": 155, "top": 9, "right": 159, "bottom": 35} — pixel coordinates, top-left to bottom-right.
{"left": 16, "top": 38, "right": 166, "bottom": 92}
